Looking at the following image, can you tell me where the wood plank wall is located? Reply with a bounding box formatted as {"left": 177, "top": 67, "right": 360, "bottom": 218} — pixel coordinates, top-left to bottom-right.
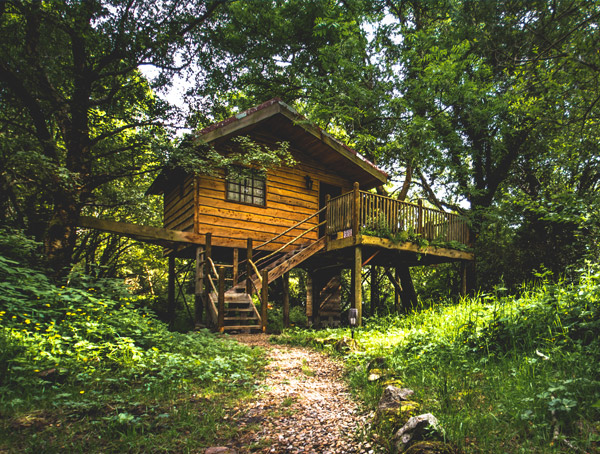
{"left": 162, "top": 145, "right": 353, "bottom": 251}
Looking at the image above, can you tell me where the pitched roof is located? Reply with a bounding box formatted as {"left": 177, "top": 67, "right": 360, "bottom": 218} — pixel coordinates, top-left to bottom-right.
{"left": 148, "top": 98, "right": 388, "bottom": 194}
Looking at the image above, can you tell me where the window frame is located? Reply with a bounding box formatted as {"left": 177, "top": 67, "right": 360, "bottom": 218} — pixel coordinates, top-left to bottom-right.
{"left": 225, "top": 169, "right": 267, "bottom": 207}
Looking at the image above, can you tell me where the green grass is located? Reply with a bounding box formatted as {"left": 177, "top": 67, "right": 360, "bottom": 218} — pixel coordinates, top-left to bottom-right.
{"left": 274, "top": 264, "right": 600, "bottom": 453}
{"left": 0, "top": 231, "right": 266, "bottom": 453}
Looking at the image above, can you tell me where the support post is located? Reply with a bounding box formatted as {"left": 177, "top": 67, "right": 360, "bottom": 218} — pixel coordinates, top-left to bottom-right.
{"left": 232, "top": 248, "right": 239, "bottom": 287}
{"left": 246, "top": 238, "right": 253, "bottom": 294}
{"left": 312, "top": 271, "right": 321, "bottom": 328}
{"left": 352, "top": 182, "right": 360, "bottom": 237}
{"left": 352, "top": 246, "right": 363, "bottom": 326}
{"left": 168, "top": 255, "right": 176, "bottom": 328}
{"left": 194, "top": 246, "right": 204, "bottom": 327}
{"left": 371, "top": 265, "right": 379, "bottom": 316}
{"left": 283, "top": 272, "right": 290, "bottom": 329}
{"left": 203, "top": 233, "right": 212, "bottom": 326}
{"left": 218, "top": 266, "right": 225, "bottom": 332}
{"left": 325, "top": 194, "right": 331, "bottom": 247}
{"left": 306, "top": 272, "right": 313, "bottom": 324}
{"left": 460, "top": 262, "right": 468, "bottom": 297}
{"left": 261, "top": 269, "right": 269, "bottom": 332}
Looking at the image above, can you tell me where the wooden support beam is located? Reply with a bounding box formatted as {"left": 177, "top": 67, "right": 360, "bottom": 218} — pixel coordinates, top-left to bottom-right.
{"left": 246, "top": 238, "right": 253, "bottom": 294}
{"left": 394, "top": 268, "right": 401, "bottom": 314}
{"left": 218, "top": 266, "right": 225, "bottom": 332}
{"left": 352, "top": 246, "right": 363, "bottom": 326}
{"left": 261, "top": 269, "right": 269, "bottom": 332}
{"left": 232, "top": 248, "right": 239, "bottom": 287}
{"left": 311, "top": 271, "right": 321, "bottom": 328}
{"left": 78, "top": 216, "right": 205, "bottom": 246}
{"left": 168, "top": 256, "right": 176, "bottom": 328}
{"left": 203, "top": 234, "right": 212, "bottom": 327}
{"left": 283, "top": 272, "right": 290, "bottom": 329}
{"left": 194, "top": 246, "right": 204, "bottom": 327}
{"left": 460, "top": 262, "right": 467, "bottom": 297}
{"left": 371, "top": 265, "right": 380, "bottom": 317}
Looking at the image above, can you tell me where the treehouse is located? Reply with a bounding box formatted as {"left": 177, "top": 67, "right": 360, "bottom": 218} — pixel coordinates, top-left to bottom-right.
{"left": 82, "top": 99, "right": 472, "bottom": 332}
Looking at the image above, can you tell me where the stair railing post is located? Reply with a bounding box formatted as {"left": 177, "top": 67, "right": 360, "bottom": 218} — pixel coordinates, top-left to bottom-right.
{"left": 352, "top": 182, "right": 360, "bottom": 238}
{"left": 261, "top": 269, "right": 269, "bottom": 332}
{"left": 218, "top": 266, "right": 225, "bottom": 332}
{"left": 246, "top": 238, "right": 253, "bottom": 294}
{"left": 417, "top": 199, "right": 424, "bottom": 236}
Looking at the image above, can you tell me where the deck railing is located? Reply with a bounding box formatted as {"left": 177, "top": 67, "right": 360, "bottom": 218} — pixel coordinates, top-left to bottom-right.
{"left": 326, "top": 187, "right": 470, "bottom": 246}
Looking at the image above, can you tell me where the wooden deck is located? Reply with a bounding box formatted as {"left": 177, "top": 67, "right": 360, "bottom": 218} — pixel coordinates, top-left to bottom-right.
{"left": 325, "top": 183, "right": 472, "bottom": 260}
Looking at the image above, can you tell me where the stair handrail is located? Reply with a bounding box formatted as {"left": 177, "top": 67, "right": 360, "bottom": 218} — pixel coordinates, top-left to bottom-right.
{"left": 248, "top": 259, "right": 263, "bottom": 285}
{"left": 255, "top": 220, "right": 326, "bottom": 266}
{"left": 204, "top": 258, "right": 221, "bottom": 327}
{"left": 255, "top": 206, "right": 326, "bottom": 250}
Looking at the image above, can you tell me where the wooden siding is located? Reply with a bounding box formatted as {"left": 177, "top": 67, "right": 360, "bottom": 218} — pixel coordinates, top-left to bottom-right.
{"left": 162, "top": 135, "right": 355, "bottom": 251}
{"left": 164, "top": 175, "right": 195, "bottom": 233}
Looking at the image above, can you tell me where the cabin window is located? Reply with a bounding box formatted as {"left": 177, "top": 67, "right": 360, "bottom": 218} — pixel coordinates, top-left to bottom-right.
{"left": 226, "top": 171, "right": 266, "bottom": 206}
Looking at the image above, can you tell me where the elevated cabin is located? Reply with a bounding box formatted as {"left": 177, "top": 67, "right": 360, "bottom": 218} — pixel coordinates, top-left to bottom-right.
{"left": 146, "top": 99, "right": 474, "bottom": 331}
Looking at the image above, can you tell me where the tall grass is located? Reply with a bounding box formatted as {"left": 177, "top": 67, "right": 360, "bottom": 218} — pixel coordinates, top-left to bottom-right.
{"left": 276, "top": 264, "right": 600, "bottom": 453}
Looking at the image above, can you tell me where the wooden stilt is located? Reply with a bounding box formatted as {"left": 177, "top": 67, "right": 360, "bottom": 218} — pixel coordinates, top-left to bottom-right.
{"left": 168, "top": 255, "right": 176, "bottom": 327}
{"left": 306, "top": 272, "right": 313, "bottom": 325}
{"left": 194, "top": 246, "right": 204, "bottom": 327}
{"left": 261, "top": 269, "right": 269, "bottom": 332}
{"left": 203, "top": 233, "right": 212, "bottom": 327}
{"left": 352, "top": 246, "right": 362, "bottom": 326}
{"left": 283, "top": 272, "right": 290, "bottom": 329}
{"left": 371, "top": 265, "right": 379, "bottom": 316}
{"left": 246, "top": 238, "right": 253, "bottom": 294}
{"left": 312, "top": 271, "right": 321, "bottom": 328}
{"left": 460, "top": 262, "right": 467, "bottom": 297}
{"left": 218, "top": 266, "right": 225, "bottom": 332}
{"left": 232, "top": 248, "right": 239, "bottom": 287}
{"left": 394, "top": 268, "right": 401, "bottom": 314}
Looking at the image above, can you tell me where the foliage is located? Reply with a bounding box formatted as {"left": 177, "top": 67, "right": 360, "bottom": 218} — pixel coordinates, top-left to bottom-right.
{"left": 274, "top": 264, "right": 600, "bottom": 453}
{"left": 0, "top": 231, "right": 264, "bottom": 452}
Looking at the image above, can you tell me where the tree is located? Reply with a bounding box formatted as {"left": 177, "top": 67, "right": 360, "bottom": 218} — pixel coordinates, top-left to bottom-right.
{"left": 0, "top": 0, "right": 226, "bottom": 277}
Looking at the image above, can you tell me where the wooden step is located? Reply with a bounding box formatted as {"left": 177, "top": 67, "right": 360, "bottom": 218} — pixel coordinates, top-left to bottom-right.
{"left": 222, "top": 325, "right": 263, "bottom": 331}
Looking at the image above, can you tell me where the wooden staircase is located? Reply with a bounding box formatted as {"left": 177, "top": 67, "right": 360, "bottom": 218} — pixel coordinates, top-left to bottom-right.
{"left": 206, "top": 237, "right": 326, "bottom": 333}
{"left": 209, "top": 290, "right": 261, "bottom": 332}
{"left": 205, "top": 209, "right": 327, "bottom": 333}
{"left": 231, "top": 237, "right": 326, "bottom": 294}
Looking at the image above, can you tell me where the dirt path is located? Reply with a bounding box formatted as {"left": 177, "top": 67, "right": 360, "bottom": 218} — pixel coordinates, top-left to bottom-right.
{"left": 227, "top": 334, "right": 377, "bottom": 454}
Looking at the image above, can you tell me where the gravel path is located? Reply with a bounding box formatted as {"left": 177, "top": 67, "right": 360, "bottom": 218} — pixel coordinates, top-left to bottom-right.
{"left": 227, "top": 334, "right": 378, "bottom": 454}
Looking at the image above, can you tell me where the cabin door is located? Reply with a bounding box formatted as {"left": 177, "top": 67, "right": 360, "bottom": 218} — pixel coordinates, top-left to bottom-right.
{"left": 319, "top": 182, "right": 342, "bottom": 237}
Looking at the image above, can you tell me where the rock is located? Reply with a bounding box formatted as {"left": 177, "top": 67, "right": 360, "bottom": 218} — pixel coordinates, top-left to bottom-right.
{"left": 368, "top": 368, "right": 384, "bottom": 381}
{"left": 205, "top": 447, "right": 237, "bottom": 454}
{"left": 334, "top": 336, "right": 360, "bottom": 352}
{"left": 379, "top": 385, "right": 415, "bottom": 408}
{"left": 394, "top": 414, "right": 443, "bottom": 453}
{"left": 375, "top": 385, "right": 419, "bottom": 427}
{"left": 404, "top": 441, "right": 457, "bottom": 454}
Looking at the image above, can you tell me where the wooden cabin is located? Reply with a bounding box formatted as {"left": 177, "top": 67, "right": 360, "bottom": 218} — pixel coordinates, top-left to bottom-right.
{"left": 146, "top": 99, "right": 474, "bottom": 331}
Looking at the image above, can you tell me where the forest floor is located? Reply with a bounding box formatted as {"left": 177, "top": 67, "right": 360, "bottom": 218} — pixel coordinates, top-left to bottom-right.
{"left": 223, "top": 334, "right": 379, "bottom": 454}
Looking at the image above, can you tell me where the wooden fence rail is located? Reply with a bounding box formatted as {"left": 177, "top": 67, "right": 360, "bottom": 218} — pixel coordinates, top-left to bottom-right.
{"left": 327, "top": 190, "right": 470, "bottom": 246}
